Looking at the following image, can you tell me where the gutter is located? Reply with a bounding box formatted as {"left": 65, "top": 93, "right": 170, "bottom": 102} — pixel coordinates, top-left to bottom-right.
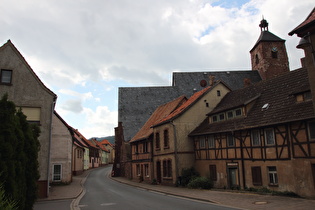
{"left": 47, "top": 97, "right": 57, "bottom": 197}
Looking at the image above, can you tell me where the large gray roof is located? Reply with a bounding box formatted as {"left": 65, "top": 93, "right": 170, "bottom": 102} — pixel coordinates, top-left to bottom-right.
{"left": 118, "top": 70, "right": 261, "bottom": 141}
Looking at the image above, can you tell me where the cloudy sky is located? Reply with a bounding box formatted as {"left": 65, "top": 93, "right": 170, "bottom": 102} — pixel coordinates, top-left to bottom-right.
{"left": 1, "top": 0, "right": 313, "bottom": 138}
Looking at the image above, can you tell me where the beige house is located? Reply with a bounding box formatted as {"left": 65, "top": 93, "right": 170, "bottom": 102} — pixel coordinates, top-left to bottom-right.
{"left": 151, "top": 82, "right": 231, "bottom": 185}
{"left": 0, "top": 40, "right": 57, "bottom": 198}
{"left": 100, "top": 139, "right": 115, "bottom": 164}
{"left": 51, "top": 111, "right": 73, "bottom": 184}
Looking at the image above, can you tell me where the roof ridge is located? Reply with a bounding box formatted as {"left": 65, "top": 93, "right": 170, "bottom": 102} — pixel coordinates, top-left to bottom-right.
{"left": 0, "top": 40, "right": 57, "bottom": 98}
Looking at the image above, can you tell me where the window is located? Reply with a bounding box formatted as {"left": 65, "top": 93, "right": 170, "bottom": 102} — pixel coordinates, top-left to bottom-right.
{"left": 200, "top": 137, "right": 205, "bottom": 148}
{"left": 155, "top": 132, "right": 160, "bottom": 149}
{"left": 209, "top": 165, "right": 217, "bottom": 181}
{"left": 268, "top": 166, "right": 278, "bottom": 185}
{"left": 143, "top": 142, "right": 148, "bottom": 153}
{"left": 264, "top": 128, "right": 275, "bottom": 145}
{"left": 227, "top": 111, "right": 234, "bottom": 119}
{"left": 135, "top": 144, "right": 139, "bottom": 154}
{"left": 251, "top": 167, "right": 262, "bottom": 186}
{"left": 227, "top": 134, "right": 234, "bottom": 147}
{"left": 217, "top": 90, "right": 221, "bottom": 96}
{"left": 251, "top": 130, "right": 260, "bottom": 146}
{"left": 52, "top": 164, "right": 62, "bottom": 181}
{"left": 219, "top": 113, "right": 225, "bottom": 121}
{"left": 212, "top": 115, "right": 218, "bottom": 122}
{"left": 20, "top": 107, "right": 41, "bottom": 123}
{"left": 304, "top": 91, "right": 312, "bottom": 101}
{"left": 144, "top": 164, "right": 149, "bottom": 177}
{"left": 163, "top": 159, "right": 172, "bottom": 177}
{"left": 271, "top": 51, "right": 278, "bottom": 58}
{"left": 164, "top": 130, "right": 169, "bottom": 148}
{"left": 208, "top": 135, "right": 215, "bottom": 148}
{"left": 0, "top": 69, "right": 12, "bottom": 84}
{"left": 308, "top": 121, "right": 315, "bottom": 140}
{"left": 235, "top": 108, "right": 242, "bottom": 117}
{"left": 136, "top": 164, "right": 140, "bottom": 176}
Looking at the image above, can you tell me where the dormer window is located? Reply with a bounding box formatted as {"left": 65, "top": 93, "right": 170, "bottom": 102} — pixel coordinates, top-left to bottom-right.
{"left": 212, "top": 115, "right": 218, "bottom": 122}
{"left": 295, "top": 91, "right": 312, "bottom": 102}
{"left": 219, "top": 113, "right": 225, "bottom": 121}
{"left": 235, "top": 108, "right": 242, "bottom": 116}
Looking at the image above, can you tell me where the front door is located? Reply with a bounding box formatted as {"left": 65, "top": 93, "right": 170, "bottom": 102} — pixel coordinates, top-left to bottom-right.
{"left": 228, "top": 167, "right": 239, "bottom": 189}
{"left": 156, "top": 161, "right": 161, "bottom": 183}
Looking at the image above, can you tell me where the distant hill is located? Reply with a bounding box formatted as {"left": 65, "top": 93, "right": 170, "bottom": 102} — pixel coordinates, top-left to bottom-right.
{"left": 90, "top": 136, "right": 115, "bottom": 145}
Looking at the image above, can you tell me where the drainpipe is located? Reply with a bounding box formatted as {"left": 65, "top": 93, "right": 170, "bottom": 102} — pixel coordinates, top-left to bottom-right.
{"left": 171, "top": 121, "right": 179, "bottom": 182}
{"left": 47, "top": 97, "right": 56, "bottom": 197}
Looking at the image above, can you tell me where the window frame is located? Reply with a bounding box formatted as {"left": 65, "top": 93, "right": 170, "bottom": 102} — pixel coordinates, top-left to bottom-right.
{"left": 200, "top": 137, "right": 205, "bottom": 148}
{"left": 52, "top": 164, "right": 62, "bottom": 182}
{"left": 264, "top": 128, "right": 275, "bottom": 145}
{"left": 251, "top": 130, "right": 261, "bottom": 146}
{"left": 0, "top": 69, "right": 12, "bottom": 85}
{"left": 227, "top": 133, "right": 235, "bottom": 147}
{"left": 163, "top": 129, "right": 169, "bottom": 149}
{"left": 155, "top": 132, "right": 160, "bottom": 150}
{"left": 308, "top": 121, "right": 315, "bottom": 141}
{"left": 267, "top": 166, "right": 278, "bottom": 186}
{"left": 208, "top": 135, "right": 215, "bottom": 148}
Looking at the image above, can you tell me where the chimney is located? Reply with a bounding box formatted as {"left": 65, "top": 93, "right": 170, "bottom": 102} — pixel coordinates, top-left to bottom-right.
{"left": 244, "top": 78, "right": 251, "bottom": 87}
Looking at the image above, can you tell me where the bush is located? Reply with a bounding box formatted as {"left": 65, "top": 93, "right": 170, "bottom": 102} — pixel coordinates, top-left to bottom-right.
{"left": 187, "top": 177, "right": 213, "bottom": 189}
{"left": 0, "top": 184, "right": 17, "bottom": 210}
{"left": 179, "top": 167, "right": 200, "bottom": 187}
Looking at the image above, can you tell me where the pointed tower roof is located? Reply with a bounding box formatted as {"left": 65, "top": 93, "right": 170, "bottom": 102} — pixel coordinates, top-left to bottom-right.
{"left": 250, "top": 19, "right": 285, "bottom": 52}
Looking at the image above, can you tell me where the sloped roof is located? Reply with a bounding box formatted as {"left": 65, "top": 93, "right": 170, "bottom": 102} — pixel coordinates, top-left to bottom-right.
{"left": 289, "top": 7, "right": 315, "bottom": 37}
{"left": 92, "top": 139, "right": 109, "bottom": 152}
{"left": 72, "top": 128, "right": 97, "bottom": 149}
{"left": 119, "top": 70, "right": 261, "bottom": 141}
{"left": 153, "top": 85, "right": 217, "bottom": 127}
{"left": 130, "top": 95, "right": 187, "bottom": 143}
{"left": 190, "top": 68, "right": 315, "bottom": 136}
{"left": 100, "top": 139, "right": 114, "bottom": 147}
{"left": 250, "top": 30, "right": 285, "bottom": 52}
{"left": 0, "top": 40, "right": 57, "bottom": 98}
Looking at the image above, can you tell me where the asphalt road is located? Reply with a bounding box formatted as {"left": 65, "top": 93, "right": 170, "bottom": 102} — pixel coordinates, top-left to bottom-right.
{"left": 77, "top": 166, "right": 237, "bottom": 210}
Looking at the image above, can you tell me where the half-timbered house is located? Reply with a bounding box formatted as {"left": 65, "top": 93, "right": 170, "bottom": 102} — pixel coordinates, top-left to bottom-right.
{"left": 190, "top": 68, "right": 315, "bottom": 197}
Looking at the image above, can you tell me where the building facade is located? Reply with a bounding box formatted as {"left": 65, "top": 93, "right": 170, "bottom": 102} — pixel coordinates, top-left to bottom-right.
{"left": 0, "top": 40, "right": 57, "bottom": 198}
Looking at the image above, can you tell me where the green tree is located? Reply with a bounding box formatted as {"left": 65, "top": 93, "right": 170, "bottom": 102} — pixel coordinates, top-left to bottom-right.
{"left": 0, "top": 94, "right": 40, "bottom": 209}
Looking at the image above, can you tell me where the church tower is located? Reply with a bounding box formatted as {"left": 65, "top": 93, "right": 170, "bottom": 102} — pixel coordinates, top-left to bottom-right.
{"left": 250, "top": 19, "right": 289, "bottom": 80}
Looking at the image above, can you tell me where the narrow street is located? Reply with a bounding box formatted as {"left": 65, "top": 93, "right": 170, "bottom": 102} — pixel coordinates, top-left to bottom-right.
{"left": 76, "top": 166, "right": 236, "bottom": 210}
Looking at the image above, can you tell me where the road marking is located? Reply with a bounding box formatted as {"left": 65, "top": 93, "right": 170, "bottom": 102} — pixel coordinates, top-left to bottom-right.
{"left": 100, "top": 203, "right": 116, "bottom": 206}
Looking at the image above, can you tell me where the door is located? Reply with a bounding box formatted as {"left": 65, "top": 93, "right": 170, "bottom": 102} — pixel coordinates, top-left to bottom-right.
{"left": 156, "top": 161, "right": 161, "bottom": 183}
{"left": 228, "top": 167, "right": 239, "bottom": 189}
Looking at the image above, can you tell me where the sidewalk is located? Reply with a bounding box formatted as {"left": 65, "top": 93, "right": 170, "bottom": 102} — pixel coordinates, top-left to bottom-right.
{"left": 37, "top": 168, "right": 315, "bottom": 210}
{"left": 113, "top": 176, "right": 315, "bottom": 210}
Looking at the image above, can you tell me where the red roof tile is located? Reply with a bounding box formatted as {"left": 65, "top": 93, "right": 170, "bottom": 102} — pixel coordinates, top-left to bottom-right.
{"left": 153, "top": 85, "right": 216, "bottom": 127}
{"left": 130, "top": 95, "right": 187, "bottom": 143}
{"left": 289, "top": 7, "right": 315, "bottom": 37}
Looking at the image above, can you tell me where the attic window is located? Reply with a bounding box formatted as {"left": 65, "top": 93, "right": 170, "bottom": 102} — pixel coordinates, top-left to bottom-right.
{"left": 295, "top": 91, "right": 312, "bottom": 102}
{"left": 262, "top": 103, "right": 269, "bottom": 111}
{"left": 217, "top": 90, "right": 221, "bottom": 96}
{"left": 0, "top": 69, "right": 12, "bottom": 84}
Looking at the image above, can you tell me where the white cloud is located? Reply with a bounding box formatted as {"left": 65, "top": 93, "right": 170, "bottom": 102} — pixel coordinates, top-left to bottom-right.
{"left": 81, "top": 106, "right": 118, "bottom": 138}
{"left": 1, "top": 0, "right": 314, "bottom": 137}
